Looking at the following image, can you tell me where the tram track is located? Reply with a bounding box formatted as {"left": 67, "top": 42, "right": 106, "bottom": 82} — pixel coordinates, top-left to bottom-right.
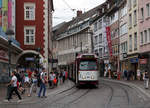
{"left": 102, "top": 83, "right": 114, "bottom": 108}
{"left": 102, "top": 82, "right": 131, "bottom": 108}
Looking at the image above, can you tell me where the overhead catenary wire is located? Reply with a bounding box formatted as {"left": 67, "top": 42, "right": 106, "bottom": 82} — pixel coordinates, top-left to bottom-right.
{"left": 62, "top": 0, "right": 76, "bottom": 12}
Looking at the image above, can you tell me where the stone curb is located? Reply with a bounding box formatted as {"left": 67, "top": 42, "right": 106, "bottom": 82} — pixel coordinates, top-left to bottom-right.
{"left": 100, "top": 78, "right": 150, "bottom": 100}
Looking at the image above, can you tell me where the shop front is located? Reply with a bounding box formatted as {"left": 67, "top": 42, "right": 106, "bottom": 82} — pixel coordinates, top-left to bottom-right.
{"left": 139, "top": 53, "right": 150, "bottom": 74}
{"left": 127, "top": 56, "right": 139, "bottom": 80}
{"left": 0, "top": 37, "right": 22, "bottom": 83}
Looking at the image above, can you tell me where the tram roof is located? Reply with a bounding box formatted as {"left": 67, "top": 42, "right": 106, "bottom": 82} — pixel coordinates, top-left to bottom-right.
{"left": 76, "top": 53, "right": 98, "bottom": 59}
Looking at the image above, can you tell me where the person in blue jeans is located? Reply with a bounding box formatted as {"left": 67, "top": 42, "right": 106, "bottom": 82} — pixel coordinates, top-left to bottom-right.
{"left": 38, "top": 68, "right": 47, "bottom": 98}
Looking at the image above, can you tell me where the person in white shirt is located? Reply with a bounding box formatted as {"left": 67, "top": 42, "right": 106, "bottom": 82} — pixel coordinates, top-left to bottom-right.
{"left": 38, "top": 68, "right": 47, "bottom": 98}
{"left": 7, "top": 71, "right": 22, "bottom": 102}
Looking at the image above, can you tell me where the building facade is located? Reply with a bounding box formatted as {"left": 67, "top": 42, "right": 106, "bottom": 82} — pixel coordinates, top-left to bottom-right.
{"left": 127, "top": 0, "right": 139, "bottom": 77}
{"left": 91, "top": 2, "right": 109, "bottom": 76}
{"left": 138, "top": 0, "right": 150, "bottom": 73}
{"left": 16, "top": 0, "right": 54, "bottom": 72}
{"left": 119, "top": 1, "right": 128, "bottom": 74}
{"left": 53, "top": 9, "right": 103, "bottom": 73}
{"left": 0, "top": 0, "right": 22, "bottom": 82}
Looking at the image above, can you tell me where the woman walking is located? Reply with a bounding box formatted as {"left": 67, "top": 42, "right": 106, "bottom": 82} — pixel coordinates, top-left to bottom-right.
{"left": 28, "top": 71, "right": 37, "bottom": 96}
{"left": 144, "top": 70, "right": 149, "bottom": 89}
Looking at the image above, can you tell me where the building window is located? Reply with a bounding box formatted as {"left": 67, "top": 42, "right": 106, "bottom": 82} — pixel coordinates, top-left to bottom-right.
{"left": 141, "top": 8, "right": 144, "bottom": 21}
{"left": 129, "top": 14, "right": 132, "bottom": 28}
{"left": 95, "top": 36, "right": 98, "bottom": 45}
{"left": 98, "top": 19, "right": 102, "bottom": 29}
{"left": 133, "top": 0, "right": 137, "bottom": 7}
{"left": 146, "top": 3, "right": 150, "bottom": 17}
{"left": 129, "top": 0, "right": 132, "bottom": 10}
{"left": 120, "top": 23, "right": 127, "bottom": 36}
{"left": 149, "top": 28, "right": 150, "bottom": 42}
{"left": 129, "top": 35, "right": 132, "bottom": 52}
{"left": 99, "top": 34, "right": 102, "bottom": 44}
{"left": 120, "top": 5, "right": 127, "bottom": 18}
{"left": 134, "top": 32, "right": 137, "bottom": 50}
{"left": 141, "top": 32, "right": 143, "bottom": 45}
{"left": 94, "top": 22, "right": 98, "bottom": 32}
{"left": 99, "top": 48, "right": 103, "bottom": 58}
{"left": 134, "top": 10, "right": 137, "bottom": 26}
{"left": 125, "top": 42, "right": 128, "bottom": 52}
{"left": 24, "top": 3, "right": 35, "bottom": 20}
{"left": 24, "top": 26, "right": 35, "bottom": 45}
{"left": 144, "top": 30, "right": 147, "bottom": 43}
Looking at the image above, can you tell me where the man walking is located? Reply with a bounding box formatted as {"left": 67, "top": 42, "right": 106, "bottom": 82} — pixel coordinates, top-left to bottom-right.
{"left": 38, "top": 68, "right": 47, "bottom": 98}
{"left": 5, "top": 71, "right": 22, "bottom": 102}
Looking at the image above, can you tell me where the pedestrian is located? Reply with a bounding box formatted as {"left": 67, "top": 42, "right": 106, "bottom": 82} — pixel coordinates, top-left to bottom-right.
{"left": 48, "top": 72, "right": 54, "bottom": 88}
{"left": 59, "top": 71, "right": 63, "bottom": 84}
{"left": 137, "top": 69, "right": 141, "bottom": 80}
{"left": 123, "top": 69, "right": 127, "bottom": 80}
{"left": 127, "top": 70, "right": 130, "bottom": 80}
{"left": 63, "top": 70, "right": 66, "bottom": 83}
{"left": 28, "top": 71, "right": 37, "bottom": 96}
{"left": 24, "top": 71, "right": 30, "bottom": 87}
{"left": 38, "top": 68, "right": 47, "bottom": 98}
{"left": 20, "top": 71, "right": 25, "bottom": 86}
{"left": 65, "top": 70, "right": 68, "bottom": 80}
{"left": 4, "top": 71, "right": 22, "bottom": 102}
{"left": 144, "top": 70, "right": 149, "bottom": 89}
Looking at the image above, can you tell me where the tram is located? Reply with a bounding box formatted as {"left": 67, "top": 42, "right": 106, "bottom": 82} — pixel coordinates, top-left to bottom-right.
{"left": 74, "top": 53, "right": 99, "bottom": 87}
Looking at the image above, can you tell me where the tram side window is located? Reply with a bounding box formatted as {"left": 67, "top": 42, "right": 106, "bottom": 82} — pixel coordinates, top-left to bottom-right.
{"left": 79, "top": 61, "right": 97, "bottom": 70}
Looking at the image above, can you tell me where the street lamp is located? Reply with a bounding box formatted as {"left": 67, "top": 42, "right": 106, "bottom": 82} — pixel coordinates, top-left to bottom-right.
{"left": 6, "top": 28, "right": 14, "bottom": 77}
{"left": 35, "top": 48, "right": 41, "bottom": 73}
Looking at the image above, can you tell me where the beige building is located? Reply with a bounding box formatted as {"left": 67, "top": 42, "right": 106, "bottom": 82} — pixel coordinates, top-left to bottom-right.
{"left": 53, "top": 10, "right": 99, "bottom": 70}
{"left": 127, "top": 0, "right": 139, "bottom": 75}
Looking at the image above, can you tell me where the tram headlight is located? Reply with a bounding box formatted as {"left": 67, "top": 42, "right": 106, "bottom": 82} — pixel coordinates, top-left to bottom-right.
{"left": 82, "top": 76, "right": 86, "bottom": 79}
{"left": 91, "top": 76, "right": 94, "bottom": 79}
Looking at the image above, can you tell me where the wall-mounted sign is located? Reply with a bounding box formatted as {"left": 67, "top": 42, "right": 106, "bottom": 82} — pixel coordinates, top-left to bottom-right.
{"left": 25, "top": 57, "right": 34, "bottom": 61}
{"left": 139, "top": 59, "right": 147, "bottom": 64}
{"left": 130, "top": 58, "right": 138, "bottom": 63}
{"left": 123, "top": 53, "right": 127, "bottom": 58}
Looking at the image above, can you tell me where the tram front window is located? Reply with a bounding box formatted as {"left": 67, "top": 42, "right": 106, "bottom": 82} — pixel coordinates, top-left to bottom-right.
{"left": 79, "top": 60, "right": 97, "bottom": 71}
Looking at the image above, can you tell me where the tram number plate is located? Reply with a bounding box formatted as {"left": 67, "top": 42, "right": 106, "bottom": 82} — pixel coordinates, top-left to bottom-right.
{"left": 87, "top": 76, "right": 90, "bottom": 78}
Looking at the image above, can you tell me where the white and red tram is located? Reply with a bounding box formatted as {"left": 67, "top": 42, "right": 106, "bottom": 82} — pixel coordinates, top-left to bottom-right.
{"left": 74, "top": 53, "right": 99, "bottom": 87}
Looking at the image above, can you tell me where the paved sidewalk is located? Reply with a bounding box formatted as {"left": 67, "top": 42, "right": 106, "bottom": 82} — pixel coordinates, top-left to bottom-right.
{"left": 0, "top": 80, "right": 74, "bottom": 104}
{"left": 101, "top": 77, "right": 150, "bottom": 99}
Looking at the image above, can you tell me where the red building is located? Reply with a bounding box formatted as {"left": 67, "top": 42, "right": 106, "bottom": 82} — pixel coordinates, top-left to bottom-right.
{"left": 15, "top": 0, "right": 54, "bottom": 71}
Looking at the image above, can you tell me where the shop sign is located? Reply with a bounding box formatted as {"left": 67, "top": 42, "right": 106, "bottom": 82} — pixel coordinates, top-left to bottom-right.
{"left": 25, "top": 57, "right": 35, "bottom": 61}
{"left": 0, "top": 50, "right": 8, "bottom": 61}
{"left": 123, "top": 53, "right": 127, "bottom": 58}
{"left": 130, "top": 58, "right": 138, "bottom": 63}
{"left": 139, "top": 59, "right": 147, "bottom": 64}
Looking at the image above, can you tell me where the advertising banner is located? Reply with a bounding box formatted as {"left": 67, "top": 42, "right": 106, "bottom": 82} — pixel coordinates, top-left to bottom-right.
{"left": 106, "top": 26, "right": 112, "bottom": 56}
{"left": 139, "top": 59, "right": 147, "bottom": 64}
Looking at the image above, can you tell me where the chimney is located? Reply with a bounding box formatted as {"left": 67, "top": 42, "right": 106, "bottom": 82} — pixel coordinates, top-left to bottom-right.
{"left": 77, "top": 10, "right": 82, "bottom": 17}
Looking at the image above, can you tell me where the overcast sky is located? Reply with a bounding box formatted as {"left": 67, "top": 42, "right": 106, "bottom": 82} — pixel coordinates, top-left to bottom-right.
{"left": 53, "top": 0, "right": 106, "bottom": 27}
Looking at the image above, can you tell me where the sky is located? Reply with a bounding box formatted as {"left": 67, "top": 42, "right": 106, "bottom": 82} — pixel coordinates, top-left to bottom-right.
{"left": 53, "top": 0, "right": 106, "bottom": 27}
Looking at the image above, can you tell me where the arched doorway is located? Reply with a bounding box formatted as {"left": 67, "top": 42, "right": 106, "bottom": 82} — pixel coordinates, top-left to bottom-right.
{"left": 17, "top": 50, "right": 44, "bottom": 71}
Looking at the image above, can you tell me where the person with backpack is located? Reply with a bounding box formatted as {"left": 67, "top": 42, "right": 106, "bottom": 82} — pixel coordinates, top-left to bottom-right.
{"left": 4, "top": 71, "right": 22, "bottom": 102}
{"left": 38, "top": 68, "right": 47, "bottom": 98}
